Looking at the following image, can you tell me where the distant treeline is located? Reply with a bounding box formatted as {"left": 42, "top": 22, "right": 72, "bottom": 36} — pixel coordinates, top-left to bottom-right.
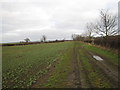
{"left": 1, "top": 40, "right": 71, "bottom": 46}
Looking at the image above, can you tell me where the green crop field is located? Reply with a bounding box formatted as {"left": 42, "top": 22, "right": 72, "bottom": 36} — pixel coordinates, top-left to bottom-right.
{"left": 2, "top": 41, "right": 118, "bottom": 88}
{"left": 2, "top": 42, "right": 73, "bottom": 88}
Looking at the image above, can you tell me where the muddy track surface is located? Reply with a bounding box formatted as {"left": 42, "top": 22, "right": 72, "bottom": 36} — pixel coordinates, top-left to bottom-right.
{"left": 71, "top": 43, "right": 81, "bottom": 88}
{"left": 69, "top": 42, "right": 118, "bottom": 88}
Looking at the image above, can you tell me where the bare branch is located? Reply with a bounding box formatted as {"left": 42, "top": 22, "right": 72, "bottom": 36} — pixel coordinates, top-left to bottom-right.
{"left": 94, "top": 9, "right": 117, "bottom": 37}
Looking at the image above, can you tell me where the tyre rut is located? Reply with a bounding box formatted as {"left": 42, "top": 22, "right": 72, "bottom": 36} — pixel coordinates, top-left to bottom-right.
{"left": 81, "top": 46, "right": 118, "bottom": 87}
{"left": 72, "top": 43, "right": 81, "bottom": 88}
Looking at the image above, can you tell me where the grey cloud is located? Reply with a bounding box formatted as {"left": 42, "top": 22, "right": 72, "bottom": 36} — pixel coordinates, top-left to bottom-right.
{"left": 1, "top": 0, "right": 118, "bottom": 43}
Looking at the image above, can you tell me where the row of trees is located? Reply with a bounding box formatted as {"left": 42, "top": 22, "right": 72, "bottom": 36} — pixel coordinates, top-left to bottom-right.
{"left": 24, "top": 9, "right": 118, "bottom": 47}
{"left": 71, "top": 9, "right": 119, "bottom": 49}
{"left": 24, "top": 35, "right": 46, "bottom": 43}
{"left": 85, "top": 9, "right": 118, "bottom": 38}
{"left": 72, "top": 9, "right": 118, "bottom": 40}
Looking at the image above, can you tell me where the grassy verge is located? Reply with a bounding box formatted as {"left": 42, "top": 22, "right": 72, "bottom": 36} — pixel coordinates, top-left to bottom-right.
{"left": 80, "top": 42, "right": 118, "bottom": 66}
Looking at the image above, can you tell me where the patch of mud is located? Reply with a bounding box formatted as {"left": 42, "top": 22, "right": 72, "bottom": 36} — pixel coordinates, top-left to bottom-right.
{"left": 93, "top": 55, "right": 103, "bottom": 61}
{"left": 68, "top": 44, "right": 81, "bottom": 88}
{"left": 67, "top": 72, "right": 75, "bottom": 87}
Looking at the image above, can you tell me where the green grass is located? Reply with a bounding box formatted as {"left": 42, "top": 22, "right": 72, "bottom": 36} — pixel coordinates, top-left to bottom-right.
{"left": 78, "top": 43, "right": 110, "bottom": 88}
{"left": 2, "top": 41, "right": 118, "bottom": 88}
{"left": 2, "top": 42, "right": 73, "bottom": 88}
{"left": 80, "top": 42, "right": 118, "bottom": 66}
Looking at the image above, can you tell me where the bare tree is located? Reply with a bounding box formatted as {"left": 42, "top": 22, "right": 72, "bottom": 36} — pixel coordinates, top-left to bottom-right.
{"left": 41, "top": 35, "right": 46, "bottom": 42}
{"left": 71, "top": 34, "right": 84, "bottom": 41}
{"left": 94, "top": 9, "right": 117, "bottom": 37}
{"left": 24, "top": 38, "right": 30, "bottom": 43}
{"left": 86, "top": 22, "right": 95, "bottom": 38}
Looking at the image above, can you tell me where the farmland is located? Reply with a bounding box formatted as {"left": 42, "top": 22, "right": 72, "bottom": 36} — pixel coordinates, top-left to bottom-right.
{"left": 2, "top": 41, "right": 119, "bottom": 88}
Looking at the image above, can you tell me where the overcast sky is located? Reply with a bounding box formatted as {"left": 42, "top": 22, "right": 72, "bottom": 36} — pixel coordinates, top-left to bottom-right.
{"left": 1, "top": 0, "right": 119, "bottom": 43}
